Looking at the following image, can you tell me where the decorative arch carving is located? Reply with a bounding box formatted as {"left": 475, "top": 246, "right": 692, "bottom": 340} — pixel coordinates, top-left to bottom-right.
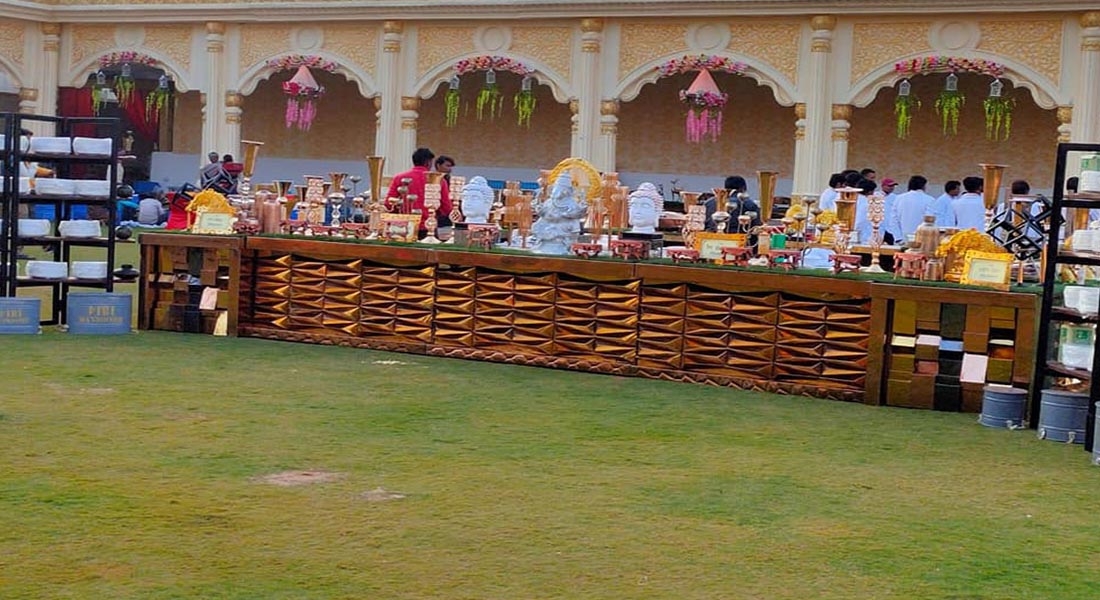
{"left": 237, "top": 51, "right": 377, "bottom": 98}
{"left": 66, "top": 48, "right": 194, "bottom": 93}
{"left": 412, "top": 52, "right": 572, "bottom": 104}
{"left": 615, "top": 51, "right": 799, "bottom": 107}
{"left": 845, "top": 51, "right": 1063, "bottom": 110}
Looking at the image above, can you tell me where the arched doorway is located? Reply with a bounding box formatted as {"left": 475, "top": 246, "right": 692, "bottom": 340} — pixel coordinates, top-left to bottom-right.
{"left": 617, "top": 71, "right": 795, "bottom": 197}
{"left": 848, "top": 73, "right": 1058, "bottom": 194}
{"left": 417, "top": 70, "right": 571, "bottom": 181}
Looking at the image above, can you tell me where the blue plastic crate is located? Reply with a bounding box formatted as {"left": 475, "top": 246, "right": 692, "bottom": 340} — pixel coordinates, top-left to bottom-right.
{"left": 66, "top": 293, "right": 131, "bottom": 334}
{"left": 32, "top": 204, "right": 89, "bottom": 220}
{"left": 0, "top": 298, "right": 41, "bottom": 334}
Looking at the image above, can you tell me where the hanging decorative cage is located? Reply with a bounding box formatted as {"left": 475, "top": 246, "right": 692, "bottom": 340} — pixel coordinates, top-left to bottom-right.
{"left": 283, "top": 65, "right": 325, "bottom": 131}
{"left": 114, "top": 62, "right": 136, "bottom": 108}
{"left": 514, "top": 75, "right": 537, "bottom": 128}
{"left": 983, "top": 78, "right": 1015, "bottom": 142}
{"left": 145, "top": 73, "right": 173, "bottom": 125}
{"left": 445, "top": 74, "right": 461, "bottom": 128}
{"left": 476, "top": 69, "right": 503, "bottom": 121}
{"left": 934, "top": 72, "right": 965, "bottom": 136}
{"left": 893, "top": 78, "right": 921, "bottom": 140}
{"left": 679, "top": 69, "right": 728, "bottom": 144}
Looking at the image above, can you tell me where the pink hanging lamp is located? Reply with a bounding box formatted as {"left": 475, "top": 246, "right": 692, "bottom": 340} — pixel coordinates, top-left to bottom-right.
{"left": 679, "top": 69, "right": 728, "bottom": 143}
{"left": 283, "top": 65, "right": 325, "bottom": 131}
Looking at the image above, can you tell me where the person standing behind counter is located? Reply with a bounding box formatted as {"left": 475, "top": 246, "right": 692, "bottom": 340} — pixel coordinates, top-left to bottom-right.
{"left": 386, "top": 147, "right": 453, "bottom": 234}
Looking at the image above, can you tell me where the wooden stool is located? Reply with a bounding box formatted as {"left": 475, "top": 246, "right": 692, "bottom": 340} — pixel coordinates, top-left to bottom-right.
{"left": 894, "top": 252, "right": 927, "bottom": 280}
{"left": 610, "top": 239, "right": 648, "bottom": 260}
{"left": 719, "top": 246, "right": 754, "bottom": 267}
{"left": 666, "top": 248, "right": 700, "bottom": 263}
{"left": 768, "top": 249, "right": 802, "bottom": 271}
{"left": 571, "top": 242, "right": 603, "bottom": 259}
{"left": 832, "top": 253, "right": 862, "bottom": 273}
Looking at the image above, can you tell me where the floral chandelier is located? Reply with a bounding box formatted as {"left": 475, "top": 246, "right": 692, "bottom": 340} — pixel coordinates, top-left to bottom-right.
{"left": 265, "top": 55, "right": 338, "bottom": 131}
{"left": 892, "top": 55, "right": 1013, "bottom": 141}
{"left": 445, "top": 55, "right": 536, "bottom": 127}
{"left": 654, "top": 55, "right": 747, "bottom": 144}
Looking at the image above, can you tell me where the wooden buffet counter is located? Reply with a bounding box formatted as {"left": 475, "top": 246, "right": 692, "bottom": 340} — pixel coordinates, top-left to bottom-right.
{"left": 139, "top": 233, "right": 1039, "bottom": 411}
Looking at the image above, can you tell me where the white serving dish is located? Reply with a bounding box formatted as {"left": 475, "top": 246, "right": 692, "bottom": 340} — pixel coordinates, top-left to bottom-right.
{"left": 58, "top": 220, "right": 101, "bottom": 238}
{"left": 18, "top": 218, "right": 52, "bottom": 237}
{"left": 25, "top": 260, "right": 67, "bottom": 279}
{"left": 74, "top": 179, "right": 111, "bottom": 198}
{"left": 28, "top": 136, "right": 71, "bottom": 155}
{"left": 72, "top": 137, "right": 112, "bottom": 156}
{"left": 0, "top": 134, "right": 31, "bottom": 153}
{"left": 34, "top": 178, "right": 76, "bottom": 196}
{"left": 70, "top": 261, "right": 108, "bottom": 280}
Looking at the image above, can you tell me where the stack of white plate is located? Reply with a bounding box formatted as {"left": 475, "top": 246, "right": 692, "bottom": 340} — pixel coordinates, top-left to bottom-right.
{"left": 70, "top": 261, "right": 107, "bottom": 280}
{"left": 34, "top": 178, "right": 76, "bottom": 196}
{"left": 25, "top": 260, "right": 67, "bottom": 279}
{"left": 28, "top": 136, "right": 71, "bottom": 155}
{"left": 74, "top": 179, "right": 111, "bottom": 198}
{"left": 18, "top": 219, "right": 52, "bottom": 237}
{"left": 72, "top": 137, "right": 112, "bottom": 156}
{"left": 59, "top": 220, "right": 101, "bottom": 238}
{"left": 0, "top": 134, "right": 31, "bottom": 152}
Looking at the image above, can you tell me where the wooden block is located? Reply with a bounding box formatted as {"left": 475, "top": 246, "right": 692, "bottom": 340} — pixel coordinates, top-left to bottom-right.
{"left": 990, "top": 319, "right": 1016, "bottom": 331}
{"left": 893, "top": 300, "right": 917, "bottom": 334}
{"left": 886, "top": 379, "right": 919, "bottom": 408}
{"left": 987, "top": 358, "right": 1014, "bottom": 384}
{"left": 915, "top": 360, "right": 939, "bottom": 375}
{"left": 891, "top": 354, "right": 915, "bottom": 374}
{"left": 916, "top": 320, "right": 940, "bottom": 333}
{"left": 888, "top": 369, "right": 914, "bottom": 382}
{"left": 934, "top": 383, "right": 961, "bottom": 412}
{"left": 916, "top": 301, "right": 941, "bottom": 325}
{"left": 960, "top": 382, "right": 985, "bottom": 413}
{"left": 200, "top": 268, "right": 217, "bottom": 286}
{"left": 965, "top": 304, "right": 991, "bottom": 334}
{"left": 909, "top": 374, "right": 936, "bottom": 409}
{"left": 990, "top": 306, "right": 1015, "bottom": 322}
{"left": 941, "top": 303, "right": 966, "bottom": 339}
{"left": 963, "top": 332, "right": 990, "bottom": 353}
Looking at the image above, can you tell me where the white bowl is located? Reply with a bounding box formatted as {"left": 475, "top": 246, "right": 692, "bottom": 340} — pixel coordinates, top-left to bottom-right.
{"left": 25, "top": 261, "right": 67, "bottom": 279}
{"left": 75, "top": 179, "right": 111, "bottom": 198}
{"left": 18, "top": 219, "right": 52, "bottom": 237}
{"left": 28, "top": 136, "right": 71, "bottom": 155}
{"left": 70, "top": 261, "right": 108, "bottom": 280}
{"left": 58, "top": 220, "right": 101, "bottom": 238}
{"left": 72, "top": 137, "right": 112, "bottom": 156}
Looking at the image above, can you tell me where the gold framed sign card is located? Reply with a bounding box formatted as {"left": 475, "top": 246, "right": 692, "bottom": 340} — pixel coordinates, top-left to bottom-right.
{"left": 960, "top": 250, "right": 1012, "bottom": 291}
{"left": 693, "top": 232, "right": 747, "bottom": 261}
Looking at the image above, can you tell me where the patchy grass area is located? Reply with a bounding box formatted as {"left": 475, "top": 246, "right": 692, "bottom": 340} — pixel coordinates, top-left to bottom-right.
{"left": 1, "top": 330, "right": 1098, "bottom": 598}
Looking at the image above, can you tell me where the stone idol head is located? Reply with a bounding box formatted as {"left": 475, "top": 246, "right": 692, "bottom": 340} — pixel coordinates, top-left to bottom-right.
{"left": 461, "top": 176, "right": 494, "bottom": 223}
{"left": 628, "top": 182, "right": 663, "bottom": 233}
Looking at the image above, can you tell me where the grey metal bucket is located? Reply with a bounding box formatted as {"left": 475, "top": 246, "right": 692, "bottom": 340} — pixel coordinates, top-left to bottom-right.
{"left": 1037, "top": 389, "right": 1090, "bottom": 444}
{"left": 979, "top": 385, "right": 1027, "bottom": 429}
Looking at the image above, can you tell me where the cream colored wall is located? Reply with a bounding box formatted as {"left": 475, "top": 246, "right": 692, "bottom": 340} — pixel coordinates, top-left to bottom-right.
{"left": 170, "top": 90, "right": 201, "bottom": 154}
{"left": 848, "top": 74, "right": 1059, "bottom": 190}
{"left": 416, "top": 76, "right": 571, "bottom": 170}
{"left": 616, "top": 72, "right": 795, "bottom": 178}
{"left": 241, "top": 70, "right": 376, "bottom": 160}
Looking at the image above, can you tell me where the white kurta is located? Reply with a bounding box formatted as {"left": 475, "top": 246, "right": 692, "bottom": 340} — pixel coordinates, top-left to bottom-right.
{"left": 953, "top": 192, "right": 986, "bottom": 230}
{"left": 818, "top": 187, "right": 838, "bottom": 212}
{"left": 893, "top": 189, "right": 936, "bottom": 240}
{"left": 932, "top": 193, "right": 957, "bottom": 228}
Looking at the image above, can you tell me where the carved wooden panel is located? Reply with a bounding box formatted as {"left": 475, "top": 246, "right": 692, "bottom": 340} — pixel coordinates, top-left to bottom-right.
{"left": 251, "top": 254, "right": 292, "bottom": 329}
{"left": 396, "top": 266, "right": 435, "bottom": 343}
{"left": 683, "top": 288, "right": 779, "bottom": 379}
{"left": 595, "top": 280, "right": 639, "bottom": 363}
{"left": 775, "top": 294, "right": 870, "bottom": 389}
{"left": 359, "top": 266, "right": 399, "bottom": 337}
{"left": 514, "top": 273, "right": 557, "bottom": 355}
{"left": 288, "top": 257, "right": 327, "bottom": 332}
{"left": 553, "top": 278, "right": 599, "bottom": 359}
{"left": 433, "top": 267, "right": 477, "bottom": 348}
{"left": 638, "top": 284, "right": 687, "bottom": 370}
{"left": 323, "top": 259, "right": 362, "bottom": 336}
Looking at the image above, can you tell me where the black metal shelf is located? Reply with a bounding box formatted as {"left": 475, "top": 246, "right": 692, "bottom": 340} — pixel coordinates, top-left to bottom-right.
{"left": 1032, "top": 142, "right": 1100, "bottom": 453}
{"left": 1, "top": 113, "right": 120, "bottom": 325}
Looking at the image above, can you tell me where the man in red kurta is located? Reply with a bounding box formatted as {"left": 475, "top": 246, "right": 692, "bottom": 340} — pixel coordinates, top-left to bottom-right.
{"left": 385, "top": 147, "right": 453, "bottom": 234}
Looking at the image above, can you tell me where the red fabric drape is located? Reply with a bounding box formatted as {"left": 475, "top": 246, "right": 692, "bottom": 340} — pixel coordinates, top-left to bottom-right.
{"left": 122, "top": 90, "right": 159, "bottom": 141}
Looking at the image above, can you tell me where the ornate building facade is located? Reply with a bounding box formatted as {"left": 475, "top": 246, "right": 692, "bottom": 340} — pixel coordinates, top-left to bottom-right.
{"left": 0, "top": 0, "right": 1096, "bottom": 194}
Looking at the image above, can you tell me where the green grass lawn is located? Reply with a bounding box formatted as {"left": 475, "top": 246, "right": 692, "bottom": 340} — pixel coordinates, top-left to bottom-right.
{"left": 1, "top": 328, "right": 1098, "bottom": 599}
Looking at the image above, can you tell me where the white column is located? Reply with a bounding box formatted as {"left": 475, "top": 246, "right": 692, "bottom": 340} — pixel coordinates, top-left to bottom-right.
{"left": 17, "top": 88, "right": 38, "bottom": 116}
{"left": 792, "top": 15, "right": 837, "bottom": 196}
{"left": 1057, "top": 106, "right": 1072, "bottom": 144}
{"left": 831, "top": 104, "right": 852, "bottom": 174}
{"left": 398, "top": 96, "right": 419, "bottom": 166}
{"left": 596, "top": 99, "right": 618, "bottom": 173}
{"left": 377, "top": 21, "right": 404, "bottom": 175}
{"left": 38, "top": 23, "right": 61, "bottom": 119}
{"left": 791, "top": 102, "right": 807, "bottom": 192}
{"left": 225, "top": 91, "right": 242, "bottom": 156}
{"left": 203, "top": 22, "right": 226, "bottom": 163}
{"left": 1073, "top": 12, "right": 1100, "bottom": 142}
{"left": 574, "top": 18, "right": 603, "bottom": 164}
{"left": 569, "top": 98, "right": 581, "bottom": 157}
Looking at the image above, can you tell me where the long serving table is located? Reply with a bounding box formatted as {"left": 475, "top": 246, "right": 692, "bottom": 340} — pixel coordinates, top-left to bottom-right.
{"left": 139, "top": 233, "right": 1039, "bottom": 412}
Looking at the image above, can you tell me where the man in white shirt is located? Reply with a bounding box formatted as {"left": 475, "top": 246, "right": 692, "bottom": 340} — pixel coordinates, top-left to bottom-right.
{"left": 932, "top": 180, "right": 960, "bottom": 228}
{"left": 953, "top": 176, "right": 986, "bottom": 230}
{"left": 880, "top": 178, "right": 900, "bottom": 243}
{"left": 818, "top": 172, "right": 844, "bottom": 212}
{"left": 891, "top": 175, "right": 937, "bottom": 241}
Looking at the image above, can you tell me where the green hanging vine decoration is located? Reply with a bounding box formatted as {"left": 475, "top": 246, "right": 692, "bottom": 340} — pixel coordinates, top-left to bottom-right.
{"left": 514, "top": 89, "right": 537, "bottom": 127}
{"left": 894, "top": 94, "right": 920, "bottom": 140}
{"left": 444, "top": 87, "right": 461, "bottom": 127}
{"left": 145, "top": 87, "right": 172, "bottom": 123}
{"left": 476, "top": 83, "right": 502, "bottom": 121}
{"left": 983, "top": 95, "right": 1015, "bottom": 141}
{"left": 91, "top": 87, "right": 106, "bottom": 116}
{"left": 934, "top": 89, "right": 965, "bottom": 136}
{"left": 114, "top": 75, "right": 136, "bottom": 108}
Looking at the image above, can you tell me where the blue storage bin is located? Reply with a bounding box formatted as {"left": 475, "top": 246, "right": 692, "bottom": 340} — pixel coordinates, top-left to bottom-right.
{"left": 66, "top": 293, "right": 131, "bottom": 334}
{"left": 32, "top": 204, "right": 89, "bottom": 220}
{"left": 0, "top": 298, "right": 41, "bottom": 334}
